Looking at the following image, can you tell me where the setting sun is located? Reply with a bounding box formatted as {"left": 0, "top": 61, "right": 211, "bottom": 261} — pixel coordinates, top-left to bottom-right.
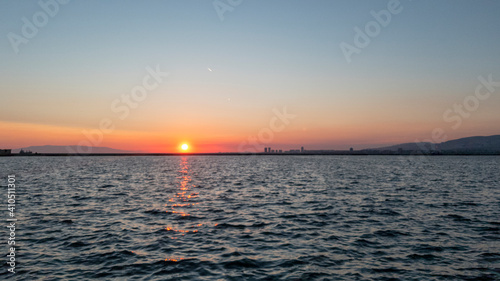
{"left": 181, "top": 144, "right": 189, "bottom": 151}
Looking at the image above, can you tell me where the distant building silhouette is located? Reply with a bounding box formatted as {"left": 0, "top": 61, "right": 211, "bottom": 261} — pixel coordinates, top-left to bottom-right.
{"left": 301, "top": 146, "right": 304, "bottom": 153}
{"left": 350, "top": 147, "right": 353, "bottom": 152}
{"left": 264, "top": 147, "right": 268, "bottom": 153}
{"left": 279, "top": 149, "right": 282, "bottom": 153}
{"left": 0, "top": 149, "right": 11, "bottom": 156}
{"left": 19, "top": 149, "right": 33, "bottom": 155}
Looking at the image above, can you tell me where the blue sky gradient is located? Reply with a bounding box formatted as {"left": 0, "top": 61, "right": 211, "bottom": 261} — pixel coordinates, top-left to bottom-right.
{"left": 1, "top": 0, "right": 499, "bottom": 151}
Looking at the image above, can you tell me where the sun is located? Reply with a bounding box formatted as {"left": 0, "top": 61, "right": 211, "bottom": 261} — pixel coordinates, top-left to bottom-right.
{"left": 181, "top": 144, "right": 189, "bottom": 151}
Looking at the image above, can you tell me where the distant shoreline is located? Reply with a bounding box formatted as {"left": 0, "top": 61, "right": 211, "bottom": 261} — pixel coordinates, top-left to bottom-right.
{"left": 4, "top": 135, "right": 498, "bottom": 157}
{"left": 1, "top": 152, "right": 499, "bottom": 157}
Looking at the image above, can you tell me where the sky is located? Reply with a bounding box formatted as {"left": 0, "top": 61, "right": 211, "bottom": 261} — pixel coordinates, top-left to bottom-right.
{"left": 1, "top": 0, "right": 499, "bottom": 153}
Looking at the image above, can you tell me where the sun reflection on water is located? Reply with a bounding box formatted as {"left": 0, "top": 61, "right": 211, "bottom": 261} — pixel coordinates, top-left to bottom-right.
{"left": 163, "top": 156, "right": 203, "bottom": 262}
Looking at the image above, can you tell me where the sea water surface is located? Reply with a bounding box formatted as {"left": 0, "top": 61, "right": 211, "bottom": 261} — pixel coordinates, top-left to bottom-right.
{"left": 1, "top": 155, "right": 499, "bottom": 280}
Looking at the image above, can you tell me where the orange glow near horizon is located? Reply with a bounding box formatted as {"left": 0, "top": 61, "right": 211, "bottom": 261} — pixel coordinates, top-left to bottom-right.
{"left": 1, "top": 120, "right": 498, "bottom": 153}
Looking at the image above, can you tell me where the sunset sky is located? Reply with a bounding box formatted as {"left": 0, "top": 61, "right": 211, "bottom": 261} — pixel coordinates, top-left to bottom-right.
{"left": 1, "top": 0, "right": 499, "bottom": 153}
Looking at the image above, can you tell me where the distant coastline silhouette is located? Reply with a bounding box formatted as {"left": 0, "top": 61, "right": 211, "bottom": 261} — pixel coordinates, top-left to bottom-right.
{"left": 2, "top": 134, "right": 499, "bottom": 156}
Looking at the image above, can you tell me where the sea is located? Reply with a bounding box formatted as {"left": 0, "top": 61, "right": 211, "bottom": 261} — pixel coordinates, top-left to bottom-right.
{"left": 1, "top": 155, "right": 499, "bottom": 280}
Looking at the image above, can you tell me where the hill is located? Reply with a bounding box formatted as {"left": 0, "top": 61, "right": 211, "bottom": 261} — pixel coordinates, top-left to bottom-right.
{"left": 365, "top": 135, "right": 500, "bottom": 154}
{"left": 12, "top": 145, "right": 139, "bottom": 154}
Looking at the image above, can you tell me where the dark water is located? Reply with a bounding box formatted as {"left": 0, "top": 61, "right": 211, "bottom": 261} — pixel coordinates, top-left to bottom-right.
{"left": 1, "top": 156, "right": 499, "bottom": 280}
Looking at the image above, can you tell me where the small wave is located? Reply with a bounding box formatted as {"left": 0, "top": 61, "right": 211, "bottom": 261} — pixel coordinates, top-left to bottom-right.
{"left": 216, "top": 222, "right": 247, "bottom": 229}
{"left": 443, "top": 214, "right": 471, "bottom": 222}
{"left": 64, "top": 241, "right": 89, "bottom": 248}
{"left": 412, "top": 244, "right": 444, "bottom": 253}
{"left": 407, "top": 253, "right": 439, "bottom": 260}
{"left": 373, "top": 229, "right": 409, "bottom": 237}
{"left": 370, "top": 267, "right": 407, "bottom": 273}
{"left": 475, "top": 226, "right": 500, "bottom": 232}
{"left": 144, "top": 209, "right": 164, "bottom": 215}
{"left": 478, "top": 253, "right": 500, "bottom": 263}
{"left": 277, "top": 259, "right": 307, "bottom": 268}
{"left": 222, "top": 258, "right": 261, "bottom": 269}
{"left": 353, "top": 239, "right": 381, "bottom": 248}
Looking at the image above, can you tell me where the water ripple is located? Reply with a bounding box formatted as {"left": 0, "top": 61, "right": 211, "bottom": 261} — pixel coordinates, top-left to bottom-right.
{"left": 0, "top": 155, "right": 499, "bottom": 280}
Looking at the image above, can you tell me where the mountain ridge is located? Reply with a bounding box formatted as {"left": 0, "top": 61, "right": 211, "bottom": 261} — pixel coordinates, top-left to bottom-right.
{"left": 12, "top": 145, "right": 139, "bottom": 154}
{"left": 365, "top": 135, "right": 500, "bottom": 153}
{"left": 6, "top": 134, "right": 500, "bottom": 154}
